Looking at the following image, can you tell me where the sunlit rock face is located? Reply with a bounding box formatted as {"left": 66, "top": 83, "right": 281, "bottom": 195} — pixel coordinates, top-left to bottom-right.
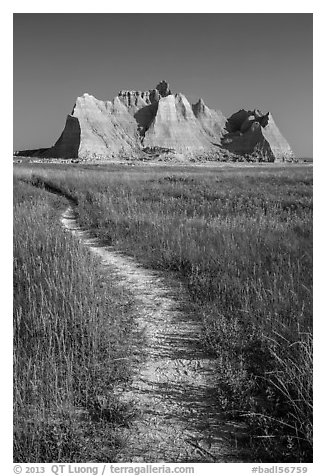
{"left": 17, "top": 82, "right": 294, "bottom": 161}
{"left": 143, "top": 94, "right": 219, "bottom": 152}
{"left": 192, "top": 98, "right": 226, "bottom": 143}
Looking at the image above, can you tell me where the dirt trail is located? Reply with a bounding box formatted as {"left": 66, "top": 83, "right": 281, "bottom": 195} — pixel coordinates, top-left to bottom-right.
{"left": 61, "top": 206, "right": 245, "bottom": 463}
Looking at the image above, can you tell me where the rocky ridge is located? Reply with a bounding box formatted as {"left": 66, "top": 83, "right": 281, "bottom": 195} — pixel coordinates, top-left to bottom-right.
{"left": 16, "top": 81, "right": 294, "bottom": 162}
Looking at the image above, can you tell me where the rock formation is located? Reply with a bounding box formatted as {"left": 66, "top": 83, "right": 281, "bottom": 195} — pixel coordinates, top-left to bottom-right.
{"left": 192, "top": 98, "right": 226, "bottom": 142}
{"left": 143, "top": 94, "right": 217, "bottom": 152}
{"left": 16, "top": 81, "right": 294, "bottom": 162}
{"left": 221, "top": 109, "right": 294, "bottom": 161}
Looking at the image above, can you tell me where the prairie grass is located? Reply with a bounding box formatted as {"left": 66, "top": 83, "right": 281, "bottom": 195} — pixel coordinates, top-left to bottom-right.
{"left": 14, "top": 163, "right": 313, "bottom": 462}
{"left": 13, "top": 178, "right": 137, "bottom": 462}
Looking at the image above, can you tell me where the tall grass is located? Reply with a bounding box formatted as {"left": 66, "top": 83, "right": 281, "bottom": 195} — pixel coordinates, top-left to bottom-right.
{"left": 14, "top": 164, "right": 313, "bottom": 462}
{"left": 13, "top": 179, "right": 136, "bottom": 462}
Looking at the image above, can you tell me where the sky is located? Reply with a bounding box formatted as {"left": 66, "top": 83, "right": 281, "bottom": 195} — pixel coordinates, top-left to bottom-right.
{"left": 13, "top": 13, "right": 313, "bottom": 157}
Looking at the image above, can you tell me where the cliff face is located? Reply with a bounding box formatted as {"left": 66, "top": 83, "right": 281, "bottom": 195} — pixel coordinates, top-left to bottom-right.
{"left": 143, "top": 94, "right": 217, "bottom": 152}
{"left": 43, "top": 93, "right": 140, "bottom": 159}
{"left": 221, "top": 109, "right": 294, "bottom": 161}
{"left": 192, "top": 98, "right": 226, "bottom": 143}
{"left": 19, "top": 81, "right": 294, "bottom": 161}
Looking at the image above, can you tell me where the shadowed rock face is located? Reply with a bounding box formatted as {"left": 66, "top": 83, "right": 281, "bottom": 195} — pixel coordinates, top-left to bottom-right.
{"left": 45, "top": 115, "right": 81, "bottom": 158}
{"left": 17, "top": 81, "right": 294, "bottom": 161}
{"left": 156, "top": 80, "right": 172, "bottom": 98}
{"left": 221, "top": 109, "right": 294, "bottom": 162}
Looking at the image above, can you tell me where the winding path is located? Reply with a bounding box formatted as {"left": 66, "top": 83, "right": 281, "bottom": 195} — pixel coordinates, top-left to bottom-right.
{"left": 61, "top": 206, "right": 245, "bottom": 463}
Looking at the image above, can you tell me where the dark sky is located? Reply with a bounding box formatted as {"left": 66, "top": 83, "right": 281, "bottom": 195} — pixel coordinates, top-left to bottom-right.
{"left": 13, "top": 13, "right": 313, "bottom": 157}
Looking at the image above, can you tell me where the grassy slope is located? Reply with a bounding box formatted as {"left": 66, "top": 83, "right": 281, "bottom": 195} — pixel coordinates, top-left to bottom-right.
{"left": 14, "top": 163, "right": 313, "bottom": 462}
{"left": 13, "top": 178, "right": 137, "bottom": 462}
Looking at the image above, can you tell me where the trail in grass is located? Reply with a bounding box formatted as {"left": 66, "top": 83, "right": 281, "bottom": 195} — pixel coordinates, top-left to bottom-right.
{"left": 61, "top": 206, "right": 245, "bottom": 463}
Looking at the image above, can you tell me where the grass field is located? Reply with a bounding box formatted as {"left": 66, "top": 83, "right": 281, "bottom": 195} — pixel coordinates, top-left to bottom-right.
{"left": 13, "top": 163, "right": 313, "bottom": 462}
{"left": 13, "top": 178, "right": 139, "bottom": 462}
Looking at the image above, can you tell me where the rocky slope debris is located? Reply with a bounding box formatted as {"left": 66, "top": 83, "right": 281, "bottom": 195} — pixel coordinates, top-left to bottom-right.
{"left": 16, "top": 81, "right": 294, "bottom": 162}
